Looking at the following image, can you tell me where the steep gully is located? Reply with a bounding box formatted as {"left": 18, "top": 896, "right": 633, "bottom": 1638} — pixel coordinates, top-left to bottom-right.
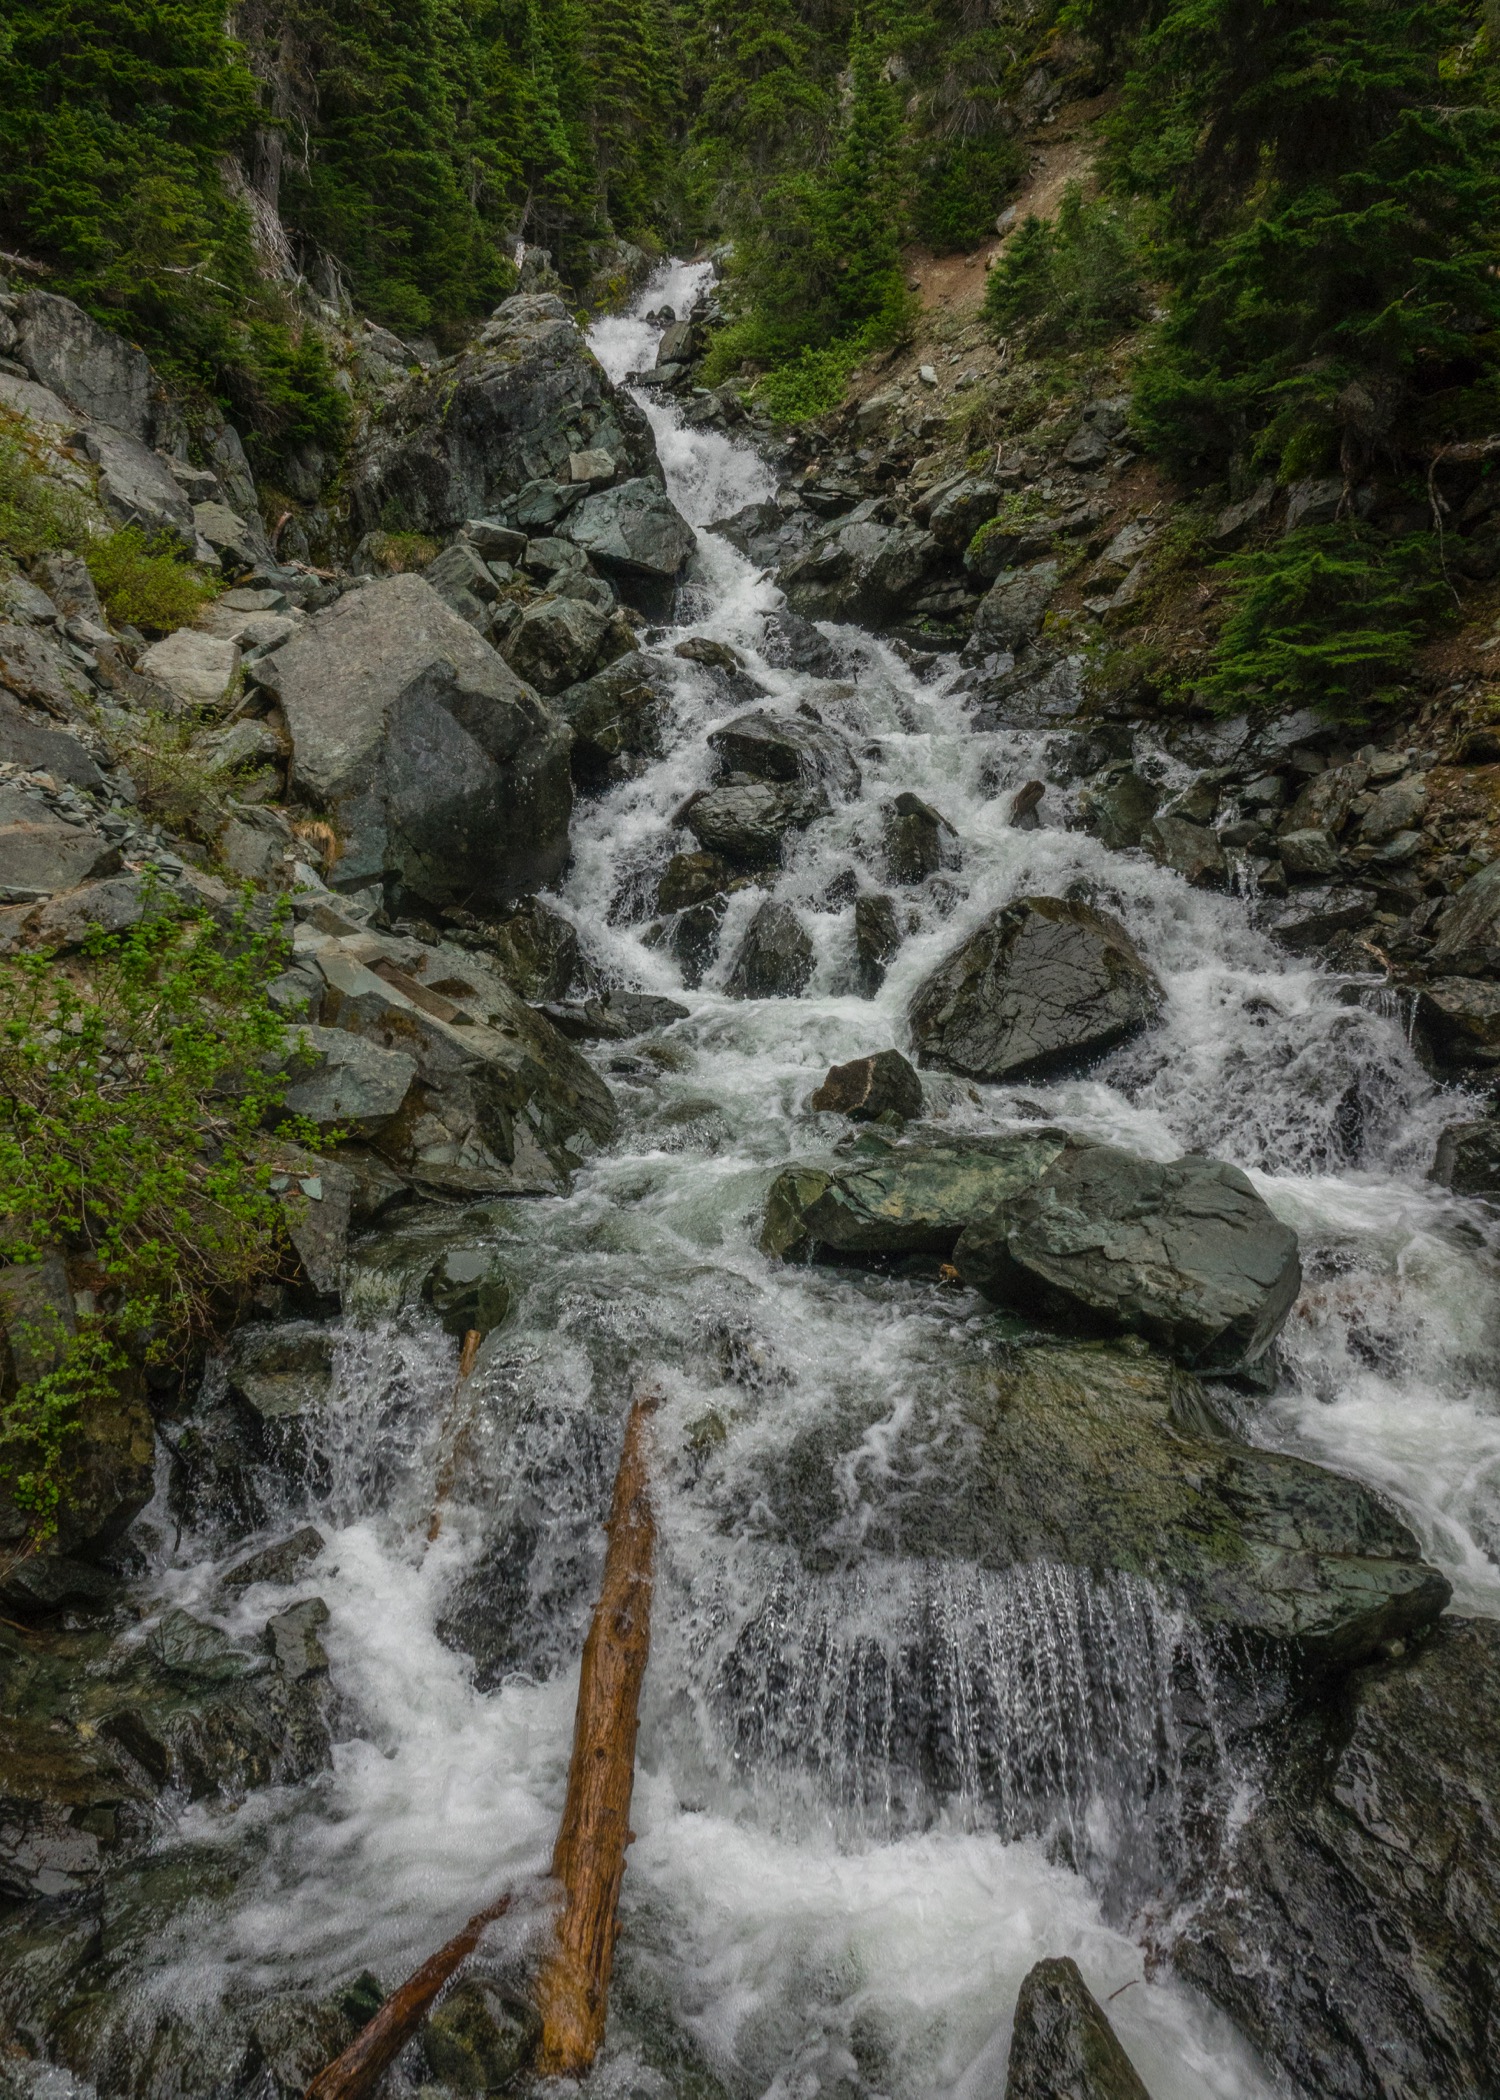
{"left": 57, "top": 267, "right": 1500, "bottom": 2096}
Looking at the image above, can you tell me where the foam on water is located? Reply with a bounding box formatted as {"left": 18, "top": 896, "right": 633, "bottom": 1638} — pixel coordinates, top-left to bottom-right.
{"left": 108, "top": 261, "right": 1500, "bottom": 2099}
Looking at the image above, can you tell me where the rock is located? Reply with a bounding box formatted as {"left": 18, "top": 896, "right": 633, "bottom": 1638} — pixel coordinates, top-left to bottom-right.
{"left": 275, "top": 1156, "right": 358, "bottom": 1296}
{"left": 466, "top": 518, "right": 528, "bottom": 563}
{"left": 423, "top": 539, "right": 502, "bottom": 630}
{"left": 0, "top": 793, "right": 120, "bottom": 901}
{"left": 502, "top": 593, "right": 612, "bottom": 693}
{"left": 1430, "top": 1116, "right": 1500, "bottom": 1197}
{"left": 683, "top": 782, "right": 813, "bottom": 867}
{"left": 137, "top": 629, "right": 239, "bottom": 711}
{"left": 541, "top": 990, "right": 689, "bottom": 1040}
{"left": 1431, "top": 857, "right": 1500, "bottom": 972}
{"left": 279, "top": 1025, "right": 418, "bottom": 1136}
{"left": 0, "top": 1714, "right": 137, "bottom": 1899}
{"left": 1256, "top": 884, "right": 1376, "bottom": 952}
{"left": 1177, "top": 1618, "right": 1500, "bottom": 2098}
{"left": 263, "top": 1597, "right": 330, "bottom": 1680}
{"left": 954, "top": 1141, "right": 1301, "bottom": 1371}
{"left": 349, "top": 293, "right": 657, "bottom": 540}
{"left": 810, "top": 1049, "right": 923, "bottom": 1122}
{"left": 14, "top": 292, "right": 154, "bottom": 438}
{"left": 675, "top": 635, "right": 743, "bottom": 669}
{"left": 562, "top": 475, "right": 696, "bottom": 595}
{"left": 224, "top": 1322, "right": 335, "bottom": 1425}
{"left": 10, "top": 874, "right": 147, "bottom": 954}
{"left": 1284, "top": 475, "right": 1344, "bottom": 532}
{"left": 779, "top": 516, "right": 938, "bottom": 627}
{"left": 29, "top": 552, "right": 104, "bottom": 625}
{"left": 219, "top": 804, "right": 296, "bottom": 885}
{"left": 0, "top": 694, "right": 103, "bottom": 789}
{"left": 1414, "top": 977, "right": 1500, "bottom": 1069}
{"left": 709, "top": 707, "right": 861, "bottom": 802}
{"left": 854, "top": 892, "right": 901, "bottom": 996}
{"left": 269, "top": 573, "right": 572, "bottom": 909}
{"left": 79, "top": 424, "right": 195, "bottom": 549}
{"left": 884, "top": 793, "right": 954, "bottom": 884}
{"left": 1210, "top": 480, "right": 1275, "bottom": 547}
{"left": 192, "top": 500, "right": 260, "bottom": 571}
{"left": 474, "top": 896, "right": 581, "bottom": 1001}
{"left": 1278, "top": 826, "right": 1340, "bottom": 879}
{"left": 725, "top": 900, "right": 814, "bottom": 998}
{"left": 1143, "top": 813, "right": 1226, "bottom": 887}
{"left": 551, "top": 651, "right": 667, "bottom": 788}
{"left": 762, "top": 1130, "right": 1072, "bottom": 1262}
{"left": 908, "top": 896, "right": 1164, "bottom": 1082}
{"left": 1077, "top": 766, "right": 1160, "bottom": 851}
{"left": 1359, "top": 772, "right": 1426, "bottom": 843}
{"left": 1004, "top": 1957, "right": 1152, "bottom": 2100}
{"left": 969, "top": 561, "right": 1059, "bottom": 655}
{"left": 421, "top": 1245, "right": 512, "bottom": 1338}
{"left": 221, "top": 1525, "right": 326, "bottom": 1591}
{"left": 421, "top": 1979, "right": 541, "bottom": 2094}
{"left": 0, "top": 618, "right": 92, "bottom": 719}
{"left": 659, "top": 850, "right": 734, "bottom": 913}
{"left": 760, "top": 611, "right": 846, "bottom": 677}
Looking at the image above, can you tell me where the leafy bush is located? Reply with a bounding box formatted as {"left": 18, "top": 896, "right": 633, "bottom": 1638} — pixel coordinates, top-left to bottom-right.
{"left": 1206, "top": 524, "right": 1447, "bottom": 721}
{"left": 0, "top": 899, "right": 315, "bottom": 1534}
{"left": 913, "top": 133, "right": 1026, "bottom": 253}
{"left": 0, "top": 422, "right": 93, "bottom": 560}
{"left": 105, "top": 709, "right": 251, "bottom": 841}
{"left": 85, "top": 528, "right": 213, "bottom": 634}
{"left": 982, "top": 184, "right": 1146, "bottom": 348}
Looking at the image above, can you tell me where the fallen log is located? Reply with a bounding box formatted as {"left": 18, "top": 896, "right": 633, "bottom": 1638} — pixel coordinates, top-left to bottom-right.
{"left": 302, "top": 1386, "right": 661, "bottom": 2099}
{"left": 302, "top": 1893, "right": 513, "bottom": 2100}
{"left": 533, "top": 1386, "right": 660, "bottom": 2076}
{"left": 426, "top": 1327, "right": 484, "bottom": 1545}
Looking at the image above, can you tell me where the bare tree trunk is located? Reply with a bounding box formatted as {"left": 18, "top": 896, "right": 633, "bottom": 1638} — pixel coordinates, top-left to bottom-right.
{"left": 533, "top": 1388, "right": 660, "bottom": 2076}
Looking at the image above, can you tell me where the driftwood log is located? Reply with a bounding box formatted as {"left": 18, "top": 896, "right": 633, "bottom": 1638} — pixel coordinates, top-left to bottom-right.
{"left": 302, "top": 1386, "right": 661, "bottom": 2098}
{"left": 426, "top": 1327, "right": 484, "bottom": 1545}
{"left": 534, "top": 1387, "right": 660, "bottom": 2074}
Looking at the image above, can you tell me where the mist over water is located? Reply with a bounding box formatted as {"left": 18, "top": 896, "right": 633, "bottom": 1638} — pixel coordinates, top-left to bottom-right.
{"left": 123, "top": 263, "right": 1500, "bottom": 2099}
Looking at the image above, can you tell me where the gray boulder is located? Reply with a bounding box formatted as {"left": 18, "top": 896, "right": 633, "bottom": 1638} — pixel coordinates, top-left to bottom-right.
{"left": 562, "top": 476, "right": 696, "bottom": 585}
{"left": 422, "top": 1245, "right": 512, "bottom": 1338}
{"left": 1414, "top": 977, "right": 1500, "bottom": 1070}
{"left": 883, "top": 793, "right": 954, "bottom": 884}
{"left": 267, "top": 574, "right": 572, "bottom": 909}
{"left": 1431, "top": 857, "right": 1500, "bottom": 973}
{"left": 502, "top": 594, "right": 612, "bottom": 694}
{"left": 779, "top": 516, "right": 937, "bottom": 627}
{"left": 809, "top": 1048, "right": 923, "bottom": 1122}
{"left": 969, "top": 561, "right": 1059, "bottom": 655}
{"left": 853, "top": 892, "right": 901, "bottom": 996}
{"left": 955, "top": 1141, "right": 1302, "bottom": 1371}
{"left": 552, "top": 651, "right": 668, "bottom": 789}
{"left": 279, "top": 1025, "right": 418, "bottom": 1136}
{"left": 79, "top": 424, "right": 195, "bottom": 549}
{"left": 1076, "top": 765, "right": 1160, "bottom": 851}
{"left": 908, "top": 896, "right": 1164, "bottom": 1082}
{"left": 1177, "top": 1617, "right": 1500, "bottom": 2099}
{"left": 725, "top": 900, "right": 813, "bottom": 998}
{"left": 762, "top": 1130, "right": 1072, "bottom": 1261}
{"left": 15, "top": 292, "right": 154, "bottom": 439}
{"left": 7, "top": 875, "right": 148, "bottom": 953}
{"left": 0, "top": 785, "right": 120, "bottom": 902}
{"left": 349, "top": 293, "right": 656, "bottom": 538}
{"left": 709, "top": 707, "right": 860, "bottom": 802}
{"left": 1430, "top": 1116, "right": 1500, "bottom": 1198}
{"left": 0, "top": 694, "right": 103, "bottom": 789}
{"left": 1143, "top": 813, "right": 1227, "bottom": 887}
{"left": 1257, "top": 883, "right": 1376, "bottom": 952}
{"left": 1004, "top": 1958, "right": 1152, "bottom": 2100}
{"left": 684, "top": 782, "right": 814, "bottom": 867}
{"left": 0, "top": 617, "right": 93, "bottom": 719}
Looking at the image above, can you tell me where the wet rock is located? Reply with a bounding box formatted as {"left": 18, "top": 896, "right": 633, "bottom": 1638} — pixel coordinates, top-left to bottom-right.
{"left": 242, "top": 1993, "right": 362, "bottom": 2098}
{"left": 683, "top": 782, "right": 814, "bottom": 868}
{"left": 468, "top": 896, "right": 581, "bottom": 1002}
{"left": 502, "top": 593, "right": 613, "bottom": 694}
{"left": 221, "top": 1525, "right": 326, "bottom": 1591}
{"left": 710, "top": 706, "right": 861, "bottom": 802}
{"left": 1257, "top": 884, "right": 1376, "bottom": 953}
{"left": 1077, "top": 766, "right": 1160, "bottom": 852}
{"left": 269, "top": 573, "right": 572, "bottom": 909}
{"left": 541, "top": 990, "right": 690, "bottom": 1041}
{"left": 1278, "top": 827, "right": 1340, "bottom": 880}
{"left": 422, "top": 1245, "right": 512, "bottom": 1338}
{"left": 1429, "top": 1115, "right": 1500, "bottom": 1198}
{"left": 675, "top": 635, "right": 743, "bottom": 670}
{"left": 955, "top": 1142, "right": 1302, "bottom": 1371}
{"left": 854, "top": 892, "right": 901, "bottom": 996}
{"left": 650, "top": 898, "right": 726, "bottom": 988}
{"left": 762, "top": 1129, "right": 1072, "bottom": 1262}
{"left": 552, "top": 651, "right": 668, "bottom": 789}
{"left": 779, "top": 515, "right": 938, "bottom": 628}
{"left": 1177, "top": 1617, "right": 1500, "bottom": 2098}
{"left": 263, "top": 1597, "right": 330, "bottom": 1680}
{"left": 1430, "top": 856, "right": 1500, "bottom": 974}
{"left": 421, "top": 1978, "right": 541, "bottom": 2093}
{"left": 760, "top": 611, "right": 846, "bottom": 678}
{"left": 969, "top": 561, "right": 1060, "bottom": 655}
{"left": 0, "top": 694, "right": 104, "bottom": 790}
{"left": 725, "top": 901, "right": 814, "bottom": 999}
{"left": 1414, "top": 977, "right": 1500, "bottom": 1070}
{"left": 1004, "top": 1956, "right": 1152, "bottom": 2100}
{"left": 658, "top": 850, "right": 734, "bottom": 913}
{"left": 1143, "top": 813, "right": 1226, "bottom": 888}
{"left": 909, "top": 896, "right": 1164, "bottom": 1083}
{"left": 810, "top": 1049, "right": 923, "bottom": 1122}
{"left": 278, "top": 1025, "right": 418, "bottom": 1136}
{"left": 883, "top": 793, "right": 955, "bottom": 884}
{"left": 275, "top": 1154, "right": 357, "bottom": 1296}
{"left": 224, "top": 1322, "right": 336, "bottom": 1426}
{"left": 562, "top": 475, "right": 695, "bottom": 595}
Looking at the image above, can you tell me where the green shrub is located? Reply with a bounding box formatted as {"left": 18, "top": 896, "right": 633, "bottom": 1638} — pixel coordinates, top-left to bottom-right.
{"left": 85, "top": 528, "right": 213, "bottom": 634}
{"left": 0, "top": 898, "right": 317, "bottom": 1536}
{"left": 913, "top": 133, "right": 1026, "bottom": 253}
{"left": 0, "top": 422, "right": 93, "bottom": 560}
{"left": 1206, "top": 524, "right": 1447, "bottom": 722}
{"left": 106, "top": 710, "right": 252, "bottom": 841}
{"left": 982, "top": 184, "right": 1146, "bottom": 348}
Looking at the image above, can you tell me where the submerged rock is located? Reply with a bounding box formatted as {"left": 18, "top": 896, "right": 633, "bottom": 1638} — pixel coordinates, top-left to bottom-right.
{"left": 1177, "top": 1617, "right": 1500, "bottom": 2098}
{"left": 725, "top": 901, "right": 814, "bottom": 999}
{"left": 422, "top": 1245, "right": 512, "bottom": 1338}
{"left": 762, "top": 1130, "right": 1071, "bottom": 1261}
{"left": 1430, "top": 1115, "right": 1500, "bottom": 1197}
{"left": 421, "top": 1979, "right": 540, "bottom": 2093}
{"left": 1004, "top": 1957, "right": 1152, "bottom": 2100}
{"left": 955, "top": 1142, "right": 1301, "bottom": 1371}
{"left": 909, "top": 896, "right": 1163, "bottom": 1082}
{"left": 853, "top": 892, "right": 901, "bottom": 995}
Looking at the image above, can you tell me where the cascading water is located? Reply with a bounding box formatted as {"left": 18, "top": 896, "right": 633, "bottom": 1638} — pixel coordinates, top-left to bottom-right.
{"left": 102, "top": 262, "right": 1500, "bottom": 2100}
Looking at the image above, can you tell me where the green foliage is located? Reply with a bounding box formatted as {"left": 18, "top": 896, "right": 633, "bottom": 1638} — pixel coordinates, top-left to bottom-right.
{"left": 105, "top": 710, "right": 256, "bottom": 841}
{"left": 912, "top": 133, "right": 1025, "bottom": 253}
{"left": 982, "top": 184, "right": 1146, "bottom": 347}
{"left": 1207, "top": 524, "right": 1447, "bottom": 721}
{"left": 0, "top": 420, "right": 94, "bottom": 560}
{"left": 0, "top": 899, "right": 314, "bottom": 1530}
{"left": 84, "top": 528, "right": 213, "bottom": 634}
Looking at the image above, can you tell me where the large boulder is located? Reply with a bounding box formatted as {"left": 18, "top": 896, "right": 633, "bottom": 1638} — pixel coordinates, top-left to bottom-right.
{"left": 908, "top": 897, "right": 1163, "bottom": 1082}
{"left": 0, "top": 784, "right": 120, "bottom": 903}
{"left": 561, "top": 476, "right": 696, "bottom": 588}
{"left": 1430, "top": 1115, "right": 1500, "bottom": 1198}
{"left": 278, "top": 1026, "right": 418, "bottom": 1137}
{"left": 551, "top": 652, "right": 668, "bottom": 790}
{"left": 968, "top": 561, "right": 1059, "bottom": 655}
{"left": 683, "top": 782, "right": 815, "bottom": 868}
{"left": 1431, "top": 856, "right": 1500, "bottom": 973}
{"left": 79, "top": 424, "right": 195, "bottom": 549}
{"left": 0, "top": 694, "right": 104, "bottom": 790}
{"left": 1004, "top": 1958, "right": 1152, "bottom": 2100}
{"left": 1176, "top": 1617, "right": 1500, "bottom": 2099}
{"left": 708, "top": 706, "right": 861, "bottom": 802}
{"left": 955, "top": 1142, "right": 1301, "bottom": 1371}
{"left": 778, "top": 515, "right": 937, "bottom": 626}
{"left": 1414, "top": 977, "right": 1500, "bottom": 1071}
{"left": 14, "top": 292, "right": 154, "bottom": 440}
{"left": 502, "top": 595, "right": 612, "bottom": 695}
{"left": 724, "top": 900, "right": 814, "bottom": 999}
{"left": 348, "top": 293, "right": 657, "bottom": 538}
{"left": 265, "top": 574, "right": 572, "bottom": 909}
{"left": 761, "top": 1129, "right": 1072, "bottom": 1261}
{"left": 810, "top": 1049, "right": 923, "bottom": 1122}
